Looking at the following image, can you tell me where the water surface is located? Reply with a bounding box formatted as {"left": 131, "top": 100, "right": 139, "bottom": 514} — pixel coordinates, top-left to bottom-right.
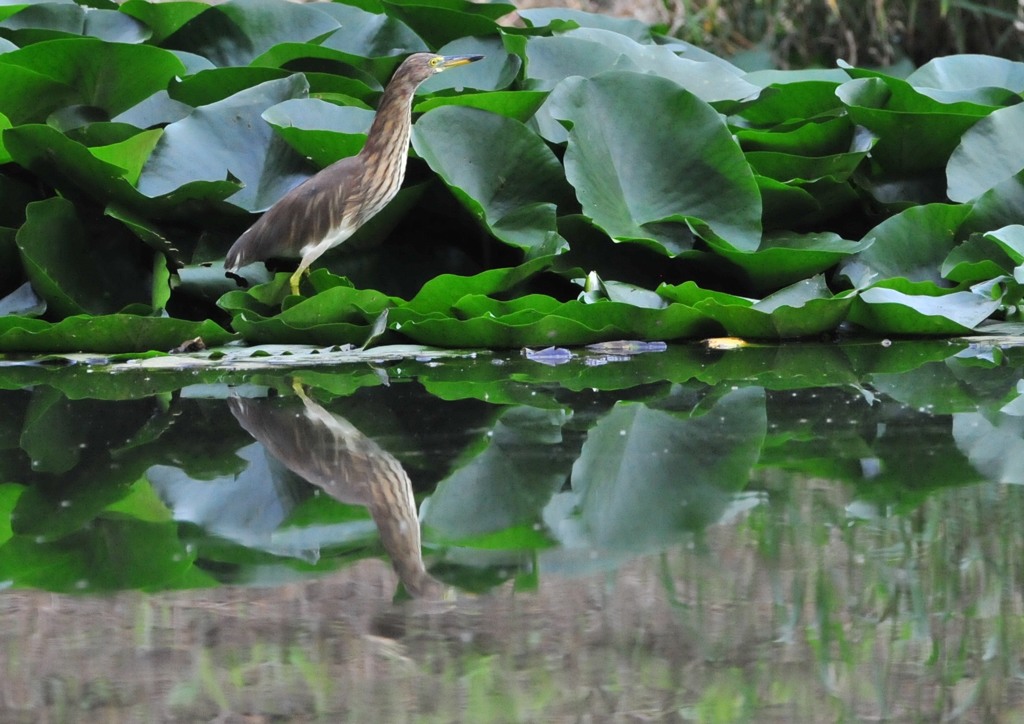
{"left": 2, "top": 339, "right": 1023, "bottom": 721}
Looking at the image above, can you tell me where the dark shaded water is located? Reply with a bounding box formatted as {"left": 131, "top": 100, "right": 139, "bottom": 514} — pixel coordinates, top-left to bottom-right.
{"left": 2, "top": 339, "right": 1024, "bottom": 720}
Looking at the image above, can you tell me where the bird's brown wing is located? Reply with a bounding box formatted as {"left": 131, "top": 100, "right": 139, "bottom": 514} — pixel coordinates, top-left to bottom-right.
{"left": 224, "top": 155, "right": 364, "bottom": 271}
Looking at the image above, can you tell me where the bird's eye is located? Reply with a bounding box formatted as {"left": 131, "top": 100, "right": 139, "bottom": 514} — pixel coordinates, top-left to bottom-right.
{"left": 429, "top": 57, "right": 441, "bottom": 67}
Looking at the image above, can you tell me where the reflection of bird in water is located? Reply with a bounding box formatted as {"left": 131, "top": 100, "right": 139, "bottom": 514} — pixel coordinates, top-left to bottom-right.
{"left": 224, "top": 53, "right": 483, "bottom": 296}
{"left": 228, "top": 384, "right": 447, "bottom": 599}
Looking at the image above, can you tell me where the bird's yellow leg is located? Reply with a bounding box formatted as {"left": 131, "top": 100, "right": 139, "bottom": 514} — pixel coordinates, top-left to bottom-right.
{"left": 289, "top": 269, "right": 303, "bottom": 296}
{"left": 289, "top": 257, "right": 318, "bottom": 296}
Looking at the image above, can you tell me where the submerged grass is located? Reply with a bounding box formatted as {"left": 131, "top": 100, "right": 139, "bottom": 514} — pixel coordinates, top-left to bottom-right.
{"left": 2, "top": 477, "right": 1024, "bottom": 720}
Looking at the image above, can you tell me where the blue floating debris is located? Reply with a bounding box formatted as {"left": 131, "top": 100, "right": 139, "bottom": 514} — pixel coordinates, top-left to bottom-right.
{"left": 522, "top": 346, "right": 573, "bottom": 366}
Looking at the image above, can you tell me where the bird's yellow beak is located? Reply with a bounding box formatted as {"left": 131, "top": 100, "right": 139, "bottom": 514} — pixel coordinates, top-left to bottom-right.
{"left": 437, "top": 54, "right": 484, "bottom": 70}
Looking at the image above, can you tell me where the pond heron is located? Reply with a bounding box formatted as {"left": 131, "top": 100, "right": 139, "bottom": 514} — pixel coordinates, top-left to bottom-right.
{"left": 224, "top": 53, "right": 483, "bottom": 296}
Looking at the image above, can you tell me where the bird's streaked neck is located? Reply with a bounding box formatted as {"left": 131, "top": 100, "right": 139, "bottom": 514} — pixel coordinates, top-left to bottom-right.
{"left": 359, "top": 72, "right": 421, "bottom": 164}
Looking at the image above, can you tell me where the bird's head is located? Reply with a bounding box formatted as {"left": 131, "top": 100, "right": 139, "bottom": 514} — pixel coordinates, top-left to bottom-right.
{"left": 398, "top": 52, "right": 484, "bottom": 85}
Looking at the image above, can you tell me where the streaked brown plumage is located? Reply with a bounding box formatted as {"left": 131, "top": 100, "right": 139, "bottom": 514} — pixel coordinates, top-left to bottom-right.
{"left": 228, "top": 385, "right": 448, "bottom": 599}
{"left": 224, "top": 53, "right": 483, "bottom": 296}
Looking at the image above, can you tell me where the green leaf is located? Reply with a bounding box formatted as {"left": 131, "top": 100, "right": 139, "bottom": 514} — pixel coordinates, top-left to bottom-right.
{"left": 3, "top": 123, "right": 241, "bottom": 217}
{"left": 0, "top": 4, "right": 150, "bottom": 44}
{"left": 848, "top": 279, "right": 1001, "bottom": 335}
{"left": 395, "top": 295, "right": 714, "bottom": 347}
{"left": 842, "top": 203, "right": 972, "bottom": 286}
{"left": 90, "top": 128, "right": 162, "bottom": 186}
{"left": 705, "top": 230, "right": 861, "bottom": 294}
{"left": 137, "top": 75, "right": 313, "bottom": 212}
{"left": 398, "top": 257, "right": 553, "bottom": 316}
{"left": 412, "top": 105, "right": 572, "bottom": 255}
{"left": 907, "top": 54, "right": 1024, "bottom": 100}
{"left": 414, "top": 90, "right": 548, "bottom": 123}
{"left": 0, "top": 110, "right": 10, "bottom": 164}
{"left": 943, "top": 235, "right": 1019, "bottom": 284}
{"left": 744, "top": 137, "right": 870, "bottom": 183}
{"left": 0, "top": 37, "right": 186, "bottom": 121}
{"left": 0, "top": 62, "right": 76, "bottom": 125}
{"left": 545, "top": 71, "right": 762, "bottom": 254}
{"left": 15, "top": 197, "right": 149, "bottom": 317}
{"left": 524, "top": 27, "right": 758, "bottom": 103}
{"left": 218, "top": 271, "right": 397, "bottom": 346}
{"left": 168, "top": 66, "right": 293, "bottom": 107}
{"left": 947, "top": 103, "right": 1024, "bottom": 203}
{"left": 119, "top": 0, "right": 212, "bottom": 44}
{"left": 836, "top": 75, "right": 993, "bottom": 175}
{"left": 262, "top": 98, "right": 372, "bottom": 168}
{"left": 379, "top": 0, "right": 509, "bottom": 48}
{"left": 313, "top": 2, "right": 426, "bottom": 60}
{"left": 390, "top": 258, "right": 717, "bottom": 346}
{"left": 736, "top": 116, "right": 853, "bottom": 156}
{"left": 159, "top": 0, "right": 341, "bottom": 67}
{"left": 659, "top": 276, "right": 852, "bottom": 338}
{"left": 0, "top": 314, "right": 235, "bottom": 353}
{"left": 113, "top": 90, "right": 193, "bottom": 129}
{"left": 942, "top": 225, "right": 1024, "bottom": 283}
{"left": 518, "top": 7, "right": 654, "bottom": 41}
{"left": 733, "top": 80, "right": 844, "bottom": 126}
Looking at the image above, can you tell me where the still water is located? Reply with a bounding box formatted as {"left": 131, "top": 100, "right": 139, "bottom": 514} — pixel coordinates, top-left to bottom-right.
{"left": 2, "top": 339, "right": 1024, "bottom": 721}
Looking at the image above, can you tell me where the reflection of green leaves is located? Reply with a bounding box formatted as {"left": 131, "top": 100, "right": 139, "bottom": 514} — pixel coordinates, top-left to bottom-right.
{"left": 421, "top": 406, "right": 571, "bottom": 545}
{"left": 4, "top": 334, "right": 1024, "bottom": 593}
{"left": 0, "top": 484, "right": 22, "bottom": 547}
{"left": 0, "top": 518, "right": 210, "bottom": 592}
{"left": 953, "top": 411, "right": 1024, "bottom": 484}
{"left": 559, "top": 387, "right": 766, "bottom": 550}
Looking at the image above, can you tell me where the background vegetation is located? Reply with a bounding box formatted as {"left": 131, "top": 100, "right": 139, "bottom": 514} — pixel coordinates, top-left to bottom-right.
{"left": 569, "top": 0, "right": 1024, "bottom": 69}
